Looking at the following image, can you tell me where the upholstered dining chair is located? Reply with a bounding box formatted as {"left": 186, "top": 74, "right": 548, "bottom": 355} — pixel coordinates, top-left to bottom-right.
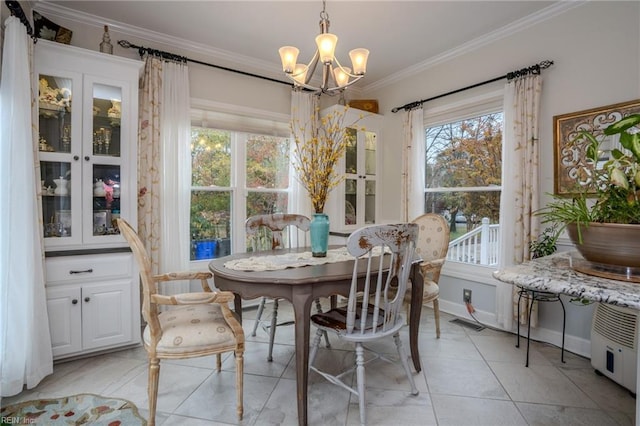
{"left": 117, "top": 219, "right": 244, "bottom": 426}
{"left": 404, "top": 213, "right": 450, "bottom": 338}
{"left": 246, "top": 213, "right": 329, "bottom": 361}
{"left": 309, "top": 223, "right": 419, "bottom": 426}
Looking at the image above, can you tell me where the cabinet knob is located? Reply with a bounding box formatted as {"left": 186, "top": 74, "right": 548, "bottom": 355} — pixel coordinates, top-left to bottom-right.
{"left": 84, "top": 297, "right": 90, "bottom": 303}
{"left": 72, "top": 299, "right": 78, "bottom": 305}
{"left": 73, "top": 155, "right": 79, "bottom": 161}
{"left": 84, "top": 156, "right": 90, "bottom": 161}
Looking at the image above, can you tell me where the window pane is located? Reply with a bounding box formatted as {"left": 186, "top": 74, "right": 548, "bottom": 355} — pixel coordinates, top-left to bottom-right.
{"left": 191, "top": 128, "right": 231, "bottom": 187}
{"left": 423, "top": 190, "right": 500, "bottom": 241}
{"left": 425, "top": 113, "right": 503, "bottom": 189}
{"left": 246, "top": 191, "right": 288, "bottom": 218}
{"left": 190, "top": 190, "right": 231, "bottom": 260}
{"left": 246, "top": 134, "right": 290, "bottom": 189}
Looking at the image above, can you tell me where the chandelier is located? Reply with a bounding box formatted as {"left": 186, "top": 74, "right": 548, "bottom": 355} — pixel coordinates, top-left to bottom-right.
{"left": 278, "top": 0, "right": 369, "bottom": 95}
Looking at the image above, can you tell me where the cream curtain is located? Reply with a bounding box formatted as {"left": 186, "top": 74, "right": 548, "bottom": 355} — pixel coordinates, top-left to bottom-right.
{"left": 137, "top": 56, "right": 163, "bottom": 275}
{"left": 0, "top": 17, "right": 53, "bottom": 396}
{"left": 137, "top": 57, "right": 190, "bottom": 296}
{"left": 289, "top": 90, "right": 318, "bottom": 218}
{"left": 401, "top": 107, "right": 425, "bottom": 221}
{"left": 158, "top": 61, "right": 191, "bottom": 293}
{"left": 496, "top": 74, "right": 542, "bottom": 330}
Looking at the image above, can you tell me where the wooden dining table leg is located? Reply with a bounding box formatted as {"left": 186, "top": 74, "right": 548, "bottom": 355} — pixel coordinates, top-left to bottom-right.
{"left": 409, "top": 263, "right": 424, "bottom": 372}
{"left": 232, "top": 294, "right": 243, "bottom": 322}
{"left": 291, "top": 284, "right": 314, "bottom": 426}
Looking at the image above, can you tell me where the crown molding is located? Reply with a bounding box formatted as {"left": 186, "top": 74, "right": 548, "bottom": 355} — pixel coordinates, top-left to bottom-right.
{"left": 362, "top": 0, "right": 587, "bottom": 93}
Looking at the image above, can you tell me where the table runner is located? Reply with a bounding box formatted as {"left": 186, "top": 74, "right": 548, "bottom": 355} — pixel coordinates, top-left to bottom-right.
{"left": 224, "top": 247, "right": 387, "bottom": 271}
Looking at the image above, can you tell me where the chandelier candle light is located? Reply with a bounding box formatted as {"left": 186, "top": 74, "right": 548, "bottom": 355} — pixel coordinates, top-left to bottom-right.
{"left": 279, "top": 0, "right": 369, "bottom": 95}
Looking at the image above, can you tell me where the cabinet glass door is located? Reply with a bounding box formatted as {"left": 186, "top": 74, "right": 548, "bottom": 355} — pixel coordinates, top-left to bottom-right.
{"left": 364, "top": 131, "right": 377, "bottom": 224}
{"left": 85, "top": 81, "right": 125, "bottom": 241}
{"left": 92, "top": 164, "right": 121, "bottom": 236}
{"left": 92, "top": 83, "right": 122, "bottom": 158}
{"left": 344, "top": 128, "right": 358, "bottom": 174}
{"left": 364, "top": 131, "right": 376, "bottom": 176}
{"left": 38, "top": 72, "right": 82, "bottom": 246}
{"left": 41, "top": 161, "right": 73, "bottom": 238}
{"left": 365, "top": 180, "right": 376, "bottom": 224}
{"left": 38, "top": 74, "right": 72, "bottom": 154}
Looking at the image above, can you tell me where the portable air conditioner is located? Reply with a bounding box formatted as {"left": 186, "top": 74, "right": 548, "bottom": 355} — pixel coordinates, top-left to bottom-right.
{"left": 591, "top": 303, "right": 638, "bottom": 394}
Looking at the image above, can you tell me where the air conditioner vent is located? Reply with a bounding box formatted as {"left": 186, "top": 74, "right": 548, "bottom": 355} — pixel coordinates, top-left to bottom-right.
{"left": 593, "top": 303, "right": 638, "bottom": 350}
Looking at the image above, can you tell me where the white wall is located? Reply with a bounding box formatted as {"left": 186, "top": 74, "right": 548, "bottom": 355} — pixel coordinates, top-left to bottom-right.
{"left": 363, "top": 1, "right": 640, "bottom": 353}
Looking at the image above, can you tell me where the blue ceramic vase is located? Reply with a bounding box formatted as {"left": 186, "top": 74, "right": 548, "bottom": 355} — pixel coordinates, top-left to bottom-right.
{"left": 310, "top": 213, "right": 330, "bottom": 257}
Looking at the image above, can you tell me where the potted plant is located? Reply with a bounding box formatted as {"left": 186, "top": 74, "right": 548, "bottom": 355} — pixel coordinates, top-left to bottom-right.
{"left": 290, "top": 105, "right": 363, "bottom": 257}
{"left": 539, "top": 113, "right": 640, "bottom": 267}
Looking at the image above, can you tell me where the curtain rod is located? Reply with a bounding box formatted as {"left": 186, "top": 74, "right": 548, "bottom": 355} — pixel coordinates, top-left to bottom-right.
{"left": 391, "top": 60, "right": 554, "bottom": 113}
{"left": 5, "top": 0, "right": 36, "bottom": 41}
{"left": 118, "top": 40, "right": 294, "bottom": 88}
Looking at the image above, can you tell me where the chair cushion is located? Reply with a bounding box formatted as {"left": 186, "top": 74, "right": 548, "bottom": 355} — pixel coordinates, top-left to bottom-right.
{"left": 143, "top": 304, "right": 238, "bottom": 355}
{"left": 422, "top": 280, "right": 440, "bottom": 300}
{"left": 403, "top": 279, "right": 439, "bottom": 304}
{"left": 311, "top": 305, "right": 385, "bottom": 332}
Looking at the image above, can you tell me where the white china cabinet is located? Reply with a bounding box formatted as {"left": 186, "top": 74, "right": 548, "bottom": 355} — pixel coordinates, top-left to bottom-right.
{"left": 324, "top": 105, "right": 382, "bottom": 234}
{"left": 36, "top": 40, "right": 143, "bottom": 359}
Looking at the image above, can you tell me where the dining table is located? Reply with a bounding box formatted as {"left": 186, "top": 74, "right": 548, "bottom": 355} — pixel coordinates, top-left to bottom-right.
{"left": 209, "top": 246, "right": 425, "bottom": 426}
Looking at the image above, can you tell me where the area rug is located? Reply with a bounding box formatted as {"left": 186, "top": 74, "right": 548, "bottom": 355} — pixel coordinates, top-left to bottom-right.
{"left": 1, "top": 393, "right": 146, "bottom": 425}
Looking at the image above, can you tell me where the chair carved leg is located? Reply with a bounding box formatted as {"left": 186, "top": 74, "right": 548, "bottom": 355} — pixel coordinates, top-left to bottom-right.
{"left": 216, "top": 353, "right": 222, "bottom": 372}
{"left": 404, "top": 301, "right": 410, "bottom": 325}
{"left": 315, "top": 298, "right": 331, "bottom": 348}
{"left": 433, "top": 298, "right": 441, "bottom": 338}
{"left": 394, "top": 332, "right": 418, "bottom": 394}
{"left": 235, "top": 350, "right": 244, "bottom": 420}
{"left": 251, "top": 297, "right": 266, "bottom": 337}
{"left": 309, "top": 328, "right": 324, "bottom": 370}
{"left": 267, "top": 299, "right": 279, "bottom": 362}
{"left": 147, "top": 358, "right": 160, "bottom": 426}
{"left": 355, "top": 343, "right": 366, "bottom": 426}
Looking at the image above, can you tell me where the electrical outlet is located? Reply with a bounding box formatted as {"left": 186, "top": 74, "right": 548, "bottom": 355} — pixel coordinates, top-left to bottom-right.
{"left": 463, "top": 289, "right": 472, "bottom": 304}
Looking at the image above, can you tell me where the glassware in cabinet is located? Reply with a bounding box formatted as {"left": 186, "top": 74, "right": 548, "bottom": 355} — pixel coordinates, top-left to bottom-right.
{"left": 38, "top": 74, "right": 73, "bottom": 154}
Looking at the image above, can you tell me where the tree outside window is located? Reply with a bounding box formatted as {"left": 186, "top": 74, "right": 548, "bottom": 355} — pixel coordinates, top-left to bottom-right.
{"left": 190, "top": 127, "right": 290, "bottom": 260}
{"left": 425, "top": 112, "right": 502, "bottom": 240}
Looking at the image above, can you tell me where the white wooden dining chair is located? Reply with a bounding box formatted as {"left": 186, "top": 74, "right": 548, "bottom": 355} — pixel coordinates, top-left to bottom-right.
{"left": 308, "top": 223, "right": 419, "bottom": 425}
{"left": 246, "top": 213, "right": 329, "bottom": 362}
{"left": 118, "top": 219, "right": 244, "bottom": 425}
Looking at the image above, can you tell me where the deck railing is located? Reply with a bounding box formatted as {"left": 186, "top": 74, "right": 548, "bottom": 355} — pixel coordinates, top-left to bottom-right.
{"left": 447, "top": 217, "right": 500, "bottom": 266}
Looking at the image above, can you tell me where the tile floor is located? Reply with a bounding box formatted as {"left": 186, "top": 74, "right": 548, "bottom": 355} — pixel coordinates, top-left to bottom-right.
{"left": 2, "top": 304, "right": 636, "bottom": 425}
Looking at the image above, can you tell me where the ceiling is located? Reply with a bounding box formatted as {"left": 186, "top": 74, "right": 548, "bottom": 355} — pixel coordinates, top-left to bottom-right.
{"left": 35, "top": 1, "right": 568, "bottom": 92}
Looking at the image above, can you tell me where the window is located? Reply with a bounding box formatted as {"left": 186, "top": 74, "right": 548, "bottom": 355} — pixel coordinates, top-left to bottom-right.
{"left": 190, "top": 108, "right": 290, "bottom": 261}
{"left": 423, "top": 94, "right": 503, "bottom": 266}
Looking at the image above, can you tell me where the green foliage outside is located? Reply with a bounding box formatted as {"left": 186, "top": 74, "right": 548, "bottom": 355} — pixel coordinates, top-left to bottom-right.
{"left": 424, "top": 112, "right": 503, "bottom": 237}
{"left": 190, "top": 127, "right": 290, "bottom": 259}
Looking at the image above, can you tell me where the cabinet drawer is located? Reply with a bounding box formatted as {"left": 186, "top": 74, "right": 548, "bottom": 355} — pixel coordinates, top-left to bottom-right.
{"left": 46, "top": 253, "right": 134, "bottom": 284}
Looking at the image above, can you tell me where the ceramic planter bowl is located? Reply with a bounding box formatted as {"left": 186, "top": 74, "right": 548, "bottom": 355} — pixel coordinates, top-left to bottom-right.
{"left": 567, "top": 222, "right": 640, "bottom": 268}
